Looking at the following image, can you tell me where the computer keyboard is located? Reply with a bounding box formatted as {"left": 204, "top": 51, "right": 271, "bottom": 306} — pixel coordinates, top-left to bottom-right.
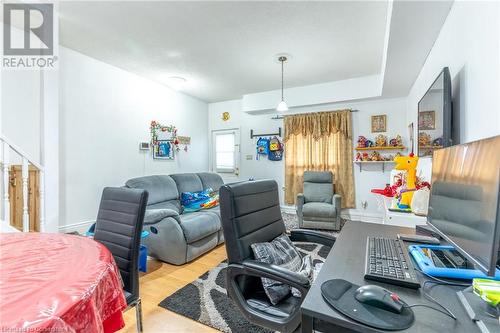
{"left": 364, "top": 237, "right": 421, "bottom": 289}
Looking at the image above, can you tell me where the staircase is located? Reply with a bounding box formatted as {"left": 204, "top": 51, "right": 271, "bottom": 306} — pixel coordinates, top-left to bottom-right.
{"left": 0, "top": 135, "right": 45, "bottom": 233}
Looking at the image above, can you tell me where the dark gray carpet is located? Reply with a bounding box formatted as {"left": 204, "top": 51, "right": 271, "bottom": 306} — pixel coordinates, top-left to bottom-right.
{"left": 159, "top": 242, "right": 331, "bottom": 333}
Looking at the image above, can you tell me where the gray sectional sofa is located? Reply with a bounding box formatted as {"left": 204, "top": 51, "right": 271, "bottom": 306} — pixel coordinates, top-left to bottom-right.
{"left": 125, "top": 172, "right": 224, "bottom": 265}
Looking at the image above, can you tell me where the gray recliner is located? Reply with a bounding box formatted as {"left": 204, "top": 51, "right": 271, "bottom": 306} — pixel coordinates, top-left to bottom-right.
{"left": 296, "top": 171, "right": 342, "bottom": 231}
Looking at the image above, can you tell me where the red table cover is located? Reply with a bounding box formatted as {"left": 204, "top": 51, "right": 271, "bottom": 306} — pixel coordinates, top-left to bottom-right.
{"left": 0, "top": 233, "right": 127, "bottom": 333}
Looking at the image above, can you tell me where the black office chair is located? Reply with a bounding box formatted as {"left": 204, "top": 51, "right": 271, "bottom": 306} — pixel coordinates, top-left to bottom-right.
{"left": 220, "top": 179, "right": 336, "bottom": 333}
{"left": 94, "top": 187, "right": 148, "bottom": 333}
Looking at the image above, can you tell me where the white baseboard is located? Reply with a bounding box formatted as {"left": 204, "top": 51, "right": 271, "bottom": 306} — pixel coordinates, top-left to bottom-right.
{"left": 58, "top": 220, "right": 94, "bottom": 233}
{"left": 341, "top": 209, "right": 383, "bottom": 224}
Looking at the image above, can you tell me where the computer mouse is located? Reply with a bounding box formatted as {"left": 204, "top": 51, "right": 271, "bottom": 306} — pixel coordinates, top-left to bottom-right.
{"left": 354, "top": 285, "right": 404, "bottom": 314}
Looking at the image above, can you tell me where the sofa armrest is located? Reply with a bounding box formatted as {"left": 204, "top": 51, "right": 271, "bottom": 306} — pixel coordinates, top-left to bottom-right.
{"left": 332, "top": 194, "right": 341, "bottom": 210}
{"left": 296, "top": 193, "right": 305, "bottom": 214}
{"left": 144, "top": 208, "right": 180, "bottom": 225}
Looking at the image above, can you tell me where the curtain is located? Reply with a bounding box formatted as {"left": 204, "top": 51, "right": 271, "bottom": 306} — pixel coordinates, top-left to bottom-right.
{"left": 284, "top": 110, "right": 355, "bottom": 207}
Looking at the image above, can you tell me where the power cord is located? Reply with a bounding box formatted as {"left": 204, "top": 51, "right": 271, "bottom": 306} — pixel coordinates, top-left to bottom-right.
{"left": 413, "top": 268, "right": 472, "bottom": 320}
{"left": 404, "top": 303, "right": 457, "bottom": 320}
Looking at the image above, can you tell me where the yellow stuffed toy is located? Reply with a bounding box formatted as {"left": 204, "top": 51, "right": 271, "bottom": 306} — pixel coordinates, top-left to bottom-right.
{"left": 394, "top": 153, "right": 419, "bottom": 209}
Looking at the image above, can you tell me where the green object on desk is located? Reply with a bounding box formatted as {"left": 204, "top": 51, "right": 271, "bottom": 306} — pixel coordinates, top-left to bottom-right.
{"left": 473, "top": 278, "right": 500, "bottom": 307}
{"left": 388, "top": 207, "right": 412, "bottom": 213}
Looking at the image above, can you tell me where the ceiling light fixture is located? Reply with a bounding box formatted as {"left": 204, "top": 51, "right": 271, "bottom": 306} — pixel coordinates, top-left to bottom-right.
{"left": 166, "top": 76, "right": 187, "bottom": 91}
{"left": 276, "top": 56, "right": 288, "bottom": 112}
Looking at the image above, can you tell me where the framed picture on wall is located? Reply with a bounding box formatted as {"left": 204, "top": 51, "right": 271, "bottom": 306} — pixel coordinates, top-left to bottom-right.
{"left": 418, "top": 110, "right": 436, "bottom": 130}
{"left": 153, "top": 140, "right": 174, "bottom": 160}
{"left": 371, "top": 115, "right": 387, "bottom": 133}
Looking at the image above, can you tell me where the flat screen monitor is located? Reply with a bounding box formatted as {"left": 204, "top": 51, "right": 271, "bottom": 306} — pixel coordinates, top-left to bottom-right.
{"left": 417, "top": 67, "right": 453, "bottom": 157}
{"left": 427, "top": 135, "right": 500, "bottom": 276}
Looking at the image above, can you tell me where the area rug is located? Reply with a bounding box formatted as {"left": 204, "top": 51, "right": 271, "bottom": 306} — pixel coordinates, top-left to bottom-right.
{"left": 159, "top": 242, "right": 331, "bottom": 333}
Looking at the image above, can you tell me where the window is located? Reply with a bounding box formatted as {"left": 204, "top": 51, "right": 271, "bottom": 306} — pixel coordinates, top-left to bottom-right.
{"left": 214, "top": 131, "right": 236, "bottom": 173}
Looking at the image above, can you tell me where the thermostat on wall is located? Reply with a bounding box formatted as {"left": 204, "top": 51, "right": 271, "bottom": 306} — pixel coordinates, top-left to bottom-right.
{"left": 139, "top": 142, "right": 150, "bottom": 150}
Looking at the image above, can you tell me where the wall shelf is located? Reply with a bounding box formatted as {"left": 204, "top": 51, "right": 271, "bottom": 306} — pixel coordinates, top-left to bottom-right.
{"left": 353, "top": 160, "right": 395, "bottom": 173}
{"left": 419, "top": 145, "right": 443, "bottom": 150}
{"left": 355, "top": 146, "right": 406, "bottom": 151}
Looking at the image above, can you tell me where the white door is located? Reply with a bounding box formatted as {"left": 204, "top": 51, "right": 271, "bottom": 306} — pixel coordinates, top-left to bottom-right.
{"left": 211, "top": 129, "right": 240, "bottom": 183}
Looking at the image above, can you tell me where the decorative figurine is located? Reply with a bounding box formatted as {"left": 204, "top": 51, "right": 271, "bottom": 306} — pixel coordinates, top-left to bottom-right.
{"left": 355, "top": 152, "right": 362, "bottom": 161}
{"left": 390, "top": 135, "right": 403, "bottom": 147}
{"left": 418, "top": 132, "right": 432, "bottom": 147}
{"left": 394, "top": 153, "right": 419, "bottom": 209}
{"left": 433, "top": 137, "right": 443, "bottom": 147}
{"left": 366, "top": 140, "right": 374, "bottom": 147}
{"left": 357, "top": 136, "right": 368, "bottom": 148}
{"left": 362, "top": 152, "right": 370, "bottom": 161}
{"left": 375, "top": 134, "right": 387, "bottom": 147}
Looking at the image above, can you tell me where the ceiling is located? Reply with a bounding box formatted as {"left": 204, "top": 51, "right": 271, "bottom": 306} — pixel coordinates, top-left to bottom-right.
{"left": 59, "top": 1, "right": 389, "bottom": 102}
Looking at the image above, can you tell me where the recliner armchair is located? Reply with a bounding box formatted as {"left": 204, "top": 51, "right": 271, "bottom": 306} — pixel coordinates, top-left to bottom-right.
{"left": 220, "top": 179, "right": 335, "bottom": 333}
{"left": 297, "top": 171, "right": 342, "bottom": 231}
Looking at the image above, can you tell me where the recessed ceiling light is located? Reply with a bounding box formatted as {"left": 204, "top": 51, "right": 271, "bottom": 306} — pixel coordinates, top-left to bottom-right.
{"left": 165, "top": 76, "right": 187, "bottom": 91}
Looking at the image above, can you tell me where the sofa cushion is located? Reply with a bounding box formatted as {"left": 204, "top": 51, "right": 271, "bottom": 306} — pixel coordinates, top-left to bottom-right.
{"left": 303, "top": 182, "right": 333, "bottom": 203}
{"left": 302, "top": 202, "right": 337, "bottom": 219}
{"left": 179, "top": 211, "right": 221, "bottom": 243}
{"left": 170, "top": 173, "right": 204, "bottom": 194}
{"left": 147, "top": 199, "right": 182, "bottom": 214}
{"left": 197, "top": 173, "right": 224, "bottom": 193}
{"left": 126, "top": 175, "right": 178, "bottom": 205}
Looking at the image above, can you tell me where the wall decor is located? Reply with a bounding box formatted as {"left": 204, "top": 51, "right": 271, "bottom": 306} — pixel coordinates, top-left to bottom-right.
{"left": 408, "top": 122, "right": 414, "bottom": 153}
{"left": 150, "top": 120, "right": 179, "bottom": 159}
{"left": 177, "top": 136, "right": 191, "bottom": 145}
{"left": 418, "top": 110, "right": 435, "bottom": 130}
{"left": 153, "top": 140, "right": 174, "bottom": 160}
{"left": 221, "top": 112, "right": 230, "bottom": 121}
{"left": 371, "top": 115, "right": 387, "bottom": 133}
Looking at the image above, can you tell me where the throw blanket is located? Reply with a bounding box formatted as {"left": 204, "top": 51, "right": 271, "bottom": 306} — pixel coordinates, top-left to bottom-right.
{"left": 181, "top": 188, "right": 219, "bottom": 212}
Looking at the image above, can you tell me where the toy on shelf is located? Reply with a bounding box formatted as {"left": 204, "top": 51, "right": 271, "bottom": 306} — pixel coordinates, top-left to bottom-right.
{"left": 357, "top": 136, "right": 368, "bottom": 148}
{"left": 369, "top": 151, "right": 384, "bottom": 161}
{"left": 418, "top": 132, "right": 432, "bottom": 147}
{"left": 355, "top": 152, "right": 362, "bottom": 161}
{"left": 394, "top": 153, "right": 419, "bottom": 209}
{"left": 375, "top": 134, "right": 387, "bottom": 147}
{"left": 357, "top": 135, "right": 375, "bottom": 148}
{"left": 433, "top": 137, "right": 443, "bottom": 147}
{"left": 389, "top": 135, "right": 403, "bottom": 147}
{"left": 362, "top": 152, "right": 370, "bottom": 161}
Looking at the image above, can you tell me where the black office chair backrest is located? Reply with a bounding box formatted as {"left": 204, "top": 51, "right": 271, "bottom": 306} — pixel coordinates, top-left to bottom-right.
{"left": 220, "top": 179, "right": 286, "bottom": 265}
{"left": 94, "top": 187, "right": 148, "bottom": 299}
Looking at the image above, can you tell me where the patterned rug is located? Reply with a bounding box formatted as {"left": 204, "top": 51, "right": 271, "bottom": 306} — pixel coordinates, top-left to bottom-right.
{"left": 159, "top": 242, "right": 331, "bottom": 333}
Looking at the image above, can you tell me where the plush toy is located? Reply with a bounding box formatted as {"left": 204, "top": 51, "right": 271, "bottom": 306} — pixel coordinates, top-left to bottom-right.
{"left": 375, "top": 134, "right": 387, "bottom": 147}
{"left": 394, "top": 153, "right": 419, "bottom": 209}
{"left": 357, "top": 136, "right": 368, "bottom": 148}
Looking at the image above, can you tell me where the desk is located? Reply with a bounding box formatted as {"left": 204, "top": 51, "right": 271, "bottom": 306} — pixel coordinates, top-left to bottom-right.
{"left": 0, "top": 233, "right": 127, "bottom": 333}
{"left": 300, "top": 221, "right": 480, "bottom": 333}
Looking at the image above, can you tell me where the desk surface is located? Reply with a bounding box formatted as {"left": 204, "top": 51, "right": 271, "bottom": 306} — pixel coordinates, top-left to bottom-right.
{"left": 301, "top": 221, "right": 479, "bottom": 333}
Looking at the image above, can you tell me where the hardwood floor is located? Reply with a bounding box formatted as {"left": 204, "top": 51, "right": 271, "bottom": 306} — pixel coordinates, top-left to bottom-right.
{"left": 120, "top": 245, "right": 227, "bottom": 333}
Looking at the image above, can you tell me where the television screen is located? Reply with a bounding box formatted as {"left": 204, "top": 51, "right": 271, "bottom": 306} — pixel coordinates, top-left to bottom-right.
{"left": 417, "top": 67, "right": 452, "bottom": 157}
{"left": 428, "top": 135, "right": 500, "bottom": 276}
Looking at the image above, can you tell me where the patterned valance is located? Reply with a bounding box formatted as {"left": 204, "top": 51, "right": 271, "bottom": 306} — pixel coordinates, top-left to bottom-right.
{"left": 283, "top": 110, "right": 352, "bottom": 141}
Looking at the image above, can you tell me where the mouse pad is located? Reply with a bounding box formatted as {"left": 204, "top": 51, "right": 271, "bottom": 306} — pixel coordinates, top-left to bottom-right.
{"left": 321, "top": 279, "right": 415, "bottom": 331}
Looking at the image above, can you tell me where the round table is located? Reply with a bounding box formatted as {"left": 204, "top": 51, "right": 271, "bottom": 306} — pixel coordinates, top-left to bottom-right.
{"left": 0, "top": 233, "right": 127, "bottom": 333}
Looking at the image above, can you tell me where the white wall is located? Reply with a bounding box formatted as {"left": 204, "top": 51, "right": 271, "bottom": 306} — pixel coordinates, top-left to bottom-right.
{"left": 209, "top": 97, "right": 409, "bottom": 221}
{"left": 407, "top": 1, "right": 500, "bottom": 180}
{"left": 407, "top": 1, "right": 500, "bottom": 146}
{"left": 59, "top": 47, "right": 208, "bottom": 229}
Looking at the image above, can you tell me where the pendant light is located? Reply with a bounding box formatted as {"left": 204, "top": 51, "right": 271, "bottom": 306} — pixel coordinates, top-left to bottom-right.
{"left": 276, "top": 56, "right": 288, "bottom": 112}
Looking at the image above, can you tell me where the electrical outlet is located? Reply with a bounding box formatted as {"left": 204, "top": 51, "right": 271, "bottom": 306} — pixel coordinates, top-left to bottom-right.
{"left": 246, "top": 155, "right": 253, "bottom": 160}
{"left": 361, "top": 201, "right": 368, "bottom": 209}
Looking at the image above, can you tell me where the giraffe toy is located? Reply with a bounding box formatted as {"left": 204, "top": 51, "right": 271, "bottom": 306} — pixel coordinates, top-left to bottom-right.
{"left": 394, "top": 153, "right": 419, "bottom": 209}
